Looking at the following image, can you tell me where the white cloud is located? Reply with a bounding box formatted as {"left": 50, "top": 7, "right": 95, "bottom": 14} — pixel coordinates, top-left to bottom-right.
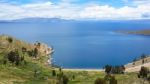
{"left": 0, "top": 1, "right": 150, "bottom": 20}
{"left": 123, "top": 0, "right": 150, "bottom": 6}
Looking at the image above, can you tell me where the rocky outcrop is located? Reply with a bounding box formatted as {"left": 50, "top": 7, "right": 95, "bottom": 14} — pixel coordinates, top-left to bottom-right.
{"left": 125, "top": 56, "right": 150, "bottom": 72}
{"left": 34, "top": 42, "right": 54, "bottom": 65}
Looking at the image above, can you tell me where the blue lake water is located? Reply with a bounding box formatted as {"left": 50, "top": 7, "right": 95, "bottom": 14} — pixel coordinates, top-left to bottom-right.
{"left": 0, "top": 21, "right": 150, "bottom": 69}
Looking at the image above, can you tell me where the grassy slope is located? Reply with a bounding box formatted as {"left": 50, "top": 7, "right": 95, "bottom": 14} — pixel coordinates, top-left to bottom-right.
{"left": 0, "top": 35, "right": 148, "bottom": 84}
{"left": 0, "top": 35, "right": 56, "bottom": 84}
{"left": 62, "top": 70, "right": 148, "bottom": 84}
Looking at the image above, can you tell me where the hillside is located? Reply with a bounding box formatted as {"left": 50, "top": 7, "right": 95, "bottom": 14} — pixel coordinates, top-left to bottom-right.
{"left": 125, "top": 56, "right": 150, "bottom": 72}
{"left": 0, "top": 35, "right": 150, "bottom": 84}
{"left": 0, "top": 35, "right": 56, "bottom": 84}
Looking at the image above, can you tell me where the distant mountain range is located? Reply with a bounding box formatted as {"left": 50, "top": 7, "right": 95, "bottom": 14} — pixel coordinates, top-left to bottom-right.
{"left": 0, "top": 18, "right": 150, "bottom": 23}
{"left": 0, "top": 18, "right": 71, "bottom": 23}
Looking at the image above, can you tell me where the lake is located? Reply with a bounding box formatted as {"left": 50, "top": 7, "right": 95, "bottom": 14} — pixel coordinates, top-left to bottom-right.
{"left": 0, "top": 20, "right": 150, "bottom": 69}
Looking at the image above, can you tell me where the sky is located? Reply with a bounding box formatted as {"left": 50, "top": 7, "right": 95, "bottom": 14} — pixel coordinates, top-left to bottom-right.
{"left": 0, "top": 0, "right": 150, "bottom": 20}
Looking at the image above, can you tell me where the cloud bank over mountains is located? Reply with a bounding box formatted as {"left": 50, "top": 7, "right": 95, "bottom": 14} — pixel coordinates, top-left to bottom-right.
{"left": 0, "top": 0, "right": 150, "bottom": 20}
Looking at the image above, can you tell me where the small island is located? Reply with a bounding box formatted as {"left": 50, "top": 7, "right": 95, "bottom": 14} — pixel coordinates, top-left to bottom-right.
{"left": 122, "top": 30, "right": 150, "bottom": 36}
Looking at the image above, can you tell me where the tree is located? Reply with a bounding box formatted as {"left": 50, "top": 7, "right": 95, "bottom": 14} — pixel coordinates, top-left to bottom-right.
{"left": 15, "top": 53, "right": 20, "bottom": 66}
{"left": 59, "top": 68, "right": 62, "bottom": 72}
{"left": 138, "top": 66, "right": 149, "bottom": 84}
{"left": 105, "top": 65, "right": 125, "bottom": 74}
{"left": 52, "top": 70, "right": 56, "bottom": 76}
{"left": 22, "top": 47, "right": 27, "bottom": 54}
{"left": 141, "top": 54, "right": 146, "bottom": 64}
{"left": 37, "top": 42, "right": 41, "bottom": 47}
{"left": 121, "top": 65, "right": 125, "bottom": 74}
{"left": 14, "top": 49, "right": 21, "bottom": 66}
{"left": 7, "top": 49, "right": 23, "bottom": 66}
{"left": 111, "top": 65, "right": 125, "bottom": 74}
{"left": 7, "top": 51, "right": 16, "bottom": 63}
{"left": 105, "top": 65, "right": 112, "bottom": 74}
{"left": 7, "top": 37, "right": 13, "bottom": 43}
{"left": 72, "top": 75, "right": 75, "bottom": 80}
{"left": 33, "top": 48, "right": 38, "bottom": 58}
{"left": 139, "top": 66, "right": 148, "bottom": 78}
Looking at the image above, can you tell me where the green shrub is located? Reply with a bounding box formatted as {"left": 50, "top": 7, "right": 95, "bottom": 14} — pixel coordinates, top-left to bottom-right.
{"left": 62, "top": 75, "right": 69, "bottom": 84}
{"left": 94, "top": 78, "right": 106, "bottom": 84}
{"left": 52, "top": 70, "right": 56, "bottom": 76}
{"left": 109, "top": 76, "right": 117, "bottom": 84}
{"left": 7, "top": 37, "right": 13, "bottom": 43}
{"left": 138, "top": 66, "right": 149, "bottom": 78}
